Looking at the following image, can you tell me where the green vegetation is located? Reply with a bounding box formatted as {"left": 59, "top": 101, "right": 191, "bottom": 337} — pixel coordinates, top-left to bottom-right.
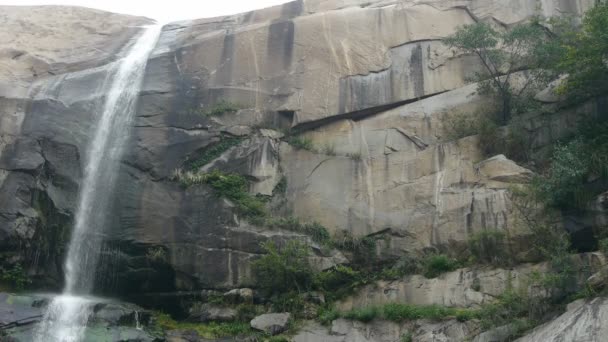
{"left": 379, "top": 254, "right": 420, "bottom": 280}
{"left": 343, "top": 306, "right": 379, "bottom": 322}
{"left": 441, "top": 111, "right": 492, "bottom": 141}
{"left": 599, "top": 238, "right": 608, "bottom": 256}
{"left": 153, "top": 312, "right": 254, "bottom": 339}
{"left": 172, "top": 170, "right": 267, "bottom": 218}
{"left": 200, "top": 100, "right": 241, "bottom": 117}
{"left": 0, "top": 263, "right": 30, "bottom": 291}
{"left": 339, "top": 303, "right": 479, "bottom": 323}
{"left": 314, "top": 265, "right": 365, "bottom": 301}
{"left": 252, "top": 241, "right": 314, "bottom": 295}
{"left": 401, "top": 332, "right": 413, "bottom": 342}
{"left": 146, "top": 247, "right": 167, "bottom": 263}
{"left": 445, "top": 21, "right": 552, "bottom": 123}
{"left": 273, "top": 176, "right": 287, "bottom": 196}
{"left": 468, "top": 230, "right": 509, "bottom": 266}
{"left": 158, "top": 10, "right": 608, "bottom": 336}
{"left": 332, "top": 233, "right": 377, "bottom": 268}
{"left": 287, "top": 136, "right": 314, "bottom": 151}
{"left": 531, "top": 119, "right": 608, "bottom": 209}
{"left": 554, "top": 4, "right": 608, "bottom": 100}
{"left": 267, "top": 337, "right": 290, "bottom": 342}
{"left": 421, "top": 254, "right": 460, "bottom": 279}
{"left": 185, "top": 137, "right": 243, "bottom": 171}
{"left": 264, "top": 217, "right": 331, "bottom": 246}
{"left": 441, "top": 111, "right": 532, "bottom": 160}
{"left": 317, "top": 306, "right": 340, "bottom": 325}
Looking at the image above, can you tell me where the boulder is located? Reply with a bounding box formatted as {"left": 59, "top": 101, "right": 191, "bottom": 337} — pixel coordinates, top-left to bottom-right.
{"left": 250, "top": 312, "right": 291, "bottom": 335}
{"left": 292, "top": 318, "right": 478, "bottom": 342}
{"left": 189, "top": 304, "right": 237, "bottom": 322}
{"left": 472, "top": 325, "right": 517, "bottom": 342}
{"left": 516, "top": 297, "right": 608, "bottom": 342}
{"left": 337, "top": 253, "right": 605, "bottom": 311}
{"left": 475, "top": 154, "right": 534, "bottom": 183}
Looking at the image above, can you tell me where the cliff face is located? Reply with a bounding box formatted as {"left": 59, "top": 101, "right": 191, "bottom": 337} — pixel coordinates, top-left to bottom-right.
{"left": 0, "top": 0, "right": 597, "bottom": 292}
{"left": 0, "top": 5, "right": 153, "bottom": 287}
{"left": 120, "top": 0, "right": 595, "bottom": 293}
{"left": 0, "top": 1, "right": 606, "bottom": 340}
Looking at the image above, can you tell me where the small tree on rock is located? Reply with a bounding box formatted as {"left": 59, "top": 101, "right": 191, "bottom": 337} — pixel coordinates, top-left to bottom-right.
{"left": 556, "top": 3, "right": 608, "bottom": 100}
{"left": 444, "top": 22, "right": 552, "bottom": 123}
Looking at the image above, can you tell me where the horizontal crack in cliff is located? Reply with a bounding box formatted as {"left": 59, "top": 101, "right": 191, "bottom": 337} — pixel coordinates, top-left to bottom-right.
{"left": 133, "top": 124, "right": 209, "bottom": 132}
{"left": 293, "top": 90, "right": 446, "bottom": 132}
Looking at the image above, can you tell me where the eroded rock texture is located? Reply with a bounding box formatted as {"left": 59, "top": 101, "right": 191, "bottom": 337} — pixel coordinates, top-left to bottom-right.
{"left": 0, "top": 0, "right": 602, "bottom": 314}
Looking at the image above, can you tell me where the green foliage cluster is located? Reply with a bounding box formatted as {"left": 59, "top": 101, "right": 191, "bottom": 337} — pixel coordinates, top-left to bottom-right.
{"left": 476, "top": 289, "right": 542, "bottom": 339}
{"left": 332, "top": 233, "right": 377, "bottom": 268}
{"left": 199, "top": 100, "right": 241, "bottom": 117}
{"left": 532, "top": 118, "right": 608, "bottom": 209}
{"left": 265, "top": 217, "right": 331, "bottom": 246}
{"left": 146, "top": 247, "right": 167, "bottom": 263}
{"left": 153, "top": 312, "right": 253, "bottom": 339}
{"left": 554, "top": 4, "right": 608, "bottom": 100}
{"left": 317, "top": 306, "right": 341, "bottom": 325}
{"left": 339, "top": 303, "right": 479, "bottom": 323}
{"left": 441, "top": 111, "right": 531, "bottom": 161}
{"left": 379, "top": 252, "right": 466, "bottom": 281}
{"left": 379, "top": 254, "right": 420, "bottom": 280}
{"left": 401, "top": 332, "right": 413, "bottom": 342}
{"left": 273, "top": 176, "right": 287, "bottom": 196}
{"left": 185, "top": 137, "right": 243, "bottom": 171}
{"left": 174, "top": 170, "right": 267, "bottom": 218}
{"left": 599, "top": 238, "right": 608, "bottom": 256}
{"left": 267, "top": 337, "right": 290, "bottom": 342}
{"left": 532, "top": 139, "right": 591, "bottom": 208}
{"left": 421, "top": 254, "right": 461, "bottom": 279}
{"left": 287, "top": 136, "right": 314, "bottom": 151}
{"left": 314, "top": 265, "right": 364, "bottom": 301}
{"left": 444, "top": 21, "right": 553, "bottom": 123}
{"left": 270, "top": 292, "right": 307, "bottom": 315}
{"left": 252, "top": 241, "right": 315, "bottom": 295}
{"left": 468, "top": 230, "right": 510, "bottom": 266}
{"left": 442, "top": 111, "right": 488, "bottom": 141}
{"left": 0, "top": 264, "right": 30, "bottom": 291}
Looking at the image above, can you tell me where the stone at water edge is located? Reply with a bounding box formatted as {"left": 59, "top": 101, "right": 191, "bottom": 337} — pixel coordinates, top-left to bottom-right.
{"left": 250, "top": 312, "right": 291, "bottom": 335}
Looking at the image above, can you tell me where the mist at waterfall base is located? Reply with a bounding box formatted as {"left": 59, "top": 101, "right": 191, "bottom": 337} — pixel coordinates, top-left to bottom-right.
{"left": 34, "top": 25, "right": 161, "bottom": 342}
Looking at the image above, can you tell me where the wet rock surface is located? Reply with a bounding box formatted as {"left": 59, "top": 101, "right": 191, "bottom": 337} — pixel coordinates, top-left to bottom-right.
{"left": 0, "top": 292, "right": 160, "bottom": 341}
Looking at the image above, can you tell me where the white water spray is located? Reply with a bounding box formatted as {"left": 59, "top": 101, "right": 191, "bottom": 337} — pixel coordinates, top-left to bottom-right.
{"left": 35, "top": 25, "right": 161, "bottom": 342}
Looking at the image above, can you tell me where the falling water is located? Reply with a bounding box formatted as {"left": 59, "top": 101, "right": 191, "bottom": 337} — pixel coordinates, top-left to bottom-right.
{"left": 34, "top": 25, "right": 161, "bottom": 342}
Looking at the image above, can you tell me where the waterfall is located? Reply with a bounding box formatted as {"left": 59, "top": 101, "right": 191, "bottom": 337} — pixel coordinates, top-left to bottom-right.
{"left": 34, "top": 24, "right": 161, "bottom": 342}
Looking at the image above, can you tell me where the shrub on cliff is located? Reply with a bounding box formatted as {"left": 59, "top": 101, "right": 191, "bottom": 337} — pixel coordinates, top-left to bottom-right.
{"left": 468, "top": 230, "right": 510, "bottom": 266}
{"left": 554, "top": 3, "right": 608, "bottom": 100}
{"left": 314, "top": 265, "right": 364, "bottom": 300}
{"left": 421, "top": 254, "right": 460, "bottom": 278}
{"left": 252, "top": 240, "right": 314, "bottom": 295}
{"left": 199, "top": 100, "right": 241, "bottom": 116}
